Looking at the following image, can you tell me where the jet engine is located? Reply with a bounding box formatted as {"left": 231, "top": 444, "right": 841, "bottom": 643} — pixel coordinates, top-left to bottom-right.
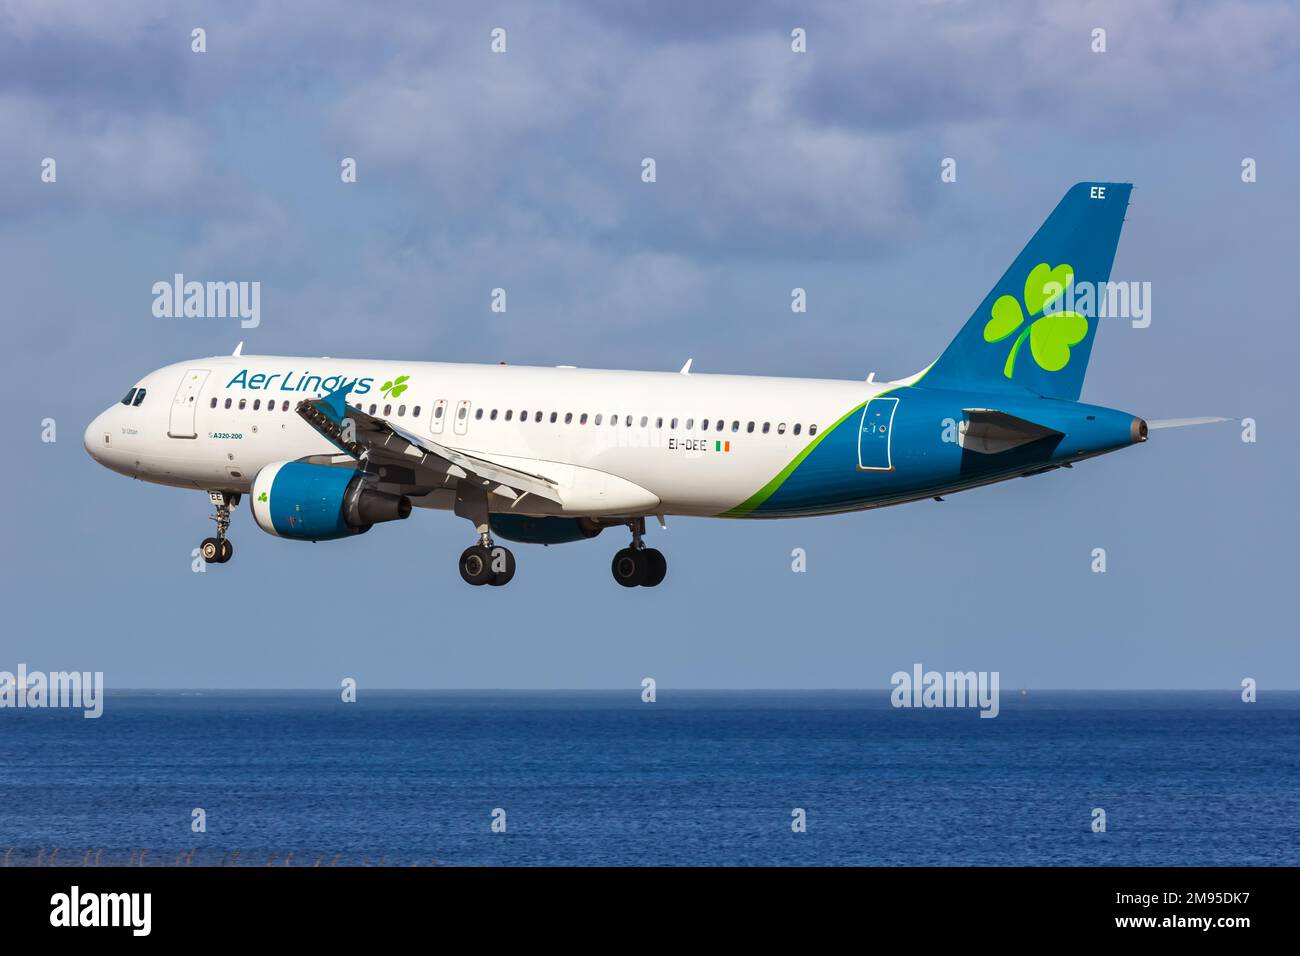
{"left": 250, "top": 461, "right": 411, "bottom": 541}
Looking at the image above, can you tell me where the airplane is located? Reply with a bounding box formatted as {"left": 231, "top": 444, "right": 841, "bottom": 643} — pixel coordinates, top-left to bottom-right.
{"left": 84, "top": 182, "right": 1223, "bottom": 588}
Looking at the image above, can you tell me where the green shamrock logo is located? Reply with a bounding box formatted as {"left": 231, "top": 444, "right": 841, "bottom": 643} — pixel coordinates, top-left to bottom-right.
{"left": 983, "top": 263, "right": 1088, "bottom": 378}
{"left": 257, "top": 491, "right": 268, "bottom": 503}
{"left": 380, "top": 375, "right": 410, "bottom": 399}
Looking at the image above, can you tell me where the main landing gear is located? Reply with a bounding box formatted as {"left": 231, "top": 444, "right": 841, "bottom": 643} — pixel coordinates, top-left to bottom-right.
{"left": 200, "top": 490, "right": 239, "bottom": 564}
{"left": 611, "top": 517, "right": 667, "bottom": 588}
{"left": 455, "top": 485, "right": 516, "bottom": 587}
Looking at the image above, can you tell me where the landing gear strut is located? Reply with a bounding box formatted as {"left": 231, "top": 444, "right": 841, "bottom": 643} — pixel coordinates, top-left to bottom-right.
{"left": 200, "top": 491, "right": 239, "bottom": 564}
{"left": 454, "top": 485, "right": 515, "bottom": 587}
{"left": 611, "top": 517, "right": 667, "bottom": 588}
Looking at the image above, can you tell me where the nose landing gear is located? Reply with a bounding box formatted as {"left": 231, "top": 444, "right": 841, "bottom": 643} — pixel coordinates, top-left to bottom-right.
{"left": 611, "top": 517, "right": 666, "bottom": 588}
{"left": 200, "top": 491, "right": 238, "bottom": 564}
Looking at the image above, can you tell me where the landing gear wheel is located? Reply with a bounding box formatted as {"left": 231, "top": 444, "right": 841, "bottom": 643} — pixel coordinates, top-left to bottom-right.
{"left": 218, "top": 539, "right": 234, "bottom": 563}
{"left": 612, "top": 547, "right": 646, "bottom": 588}
{"left": 487, "top": 546, "right": 516, "bottom": 587}
{"left": 641, "top": 548, "right": 667, "bottom": 587}
{"left": 459, "top": 545, "right": 496, "bottom": 586}
{"left": 200, "top": 538, "right": 222, "bottom": 564}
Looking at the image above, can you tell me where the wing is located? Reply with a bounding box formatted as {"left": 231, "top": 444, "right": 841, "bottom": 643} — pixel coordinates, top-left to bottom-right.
{"left": 295, "top": 382, "right": 563, "bottom": 506}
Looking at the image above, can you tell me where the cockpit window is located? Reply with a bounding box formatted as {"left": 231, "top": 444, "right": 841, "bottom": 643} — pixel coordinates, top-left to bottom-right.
{"left": 121, "top": 388, "right": 137, "bottom": 406}
{"left": 132, "top": 388, "right": 147, "bottom": 406}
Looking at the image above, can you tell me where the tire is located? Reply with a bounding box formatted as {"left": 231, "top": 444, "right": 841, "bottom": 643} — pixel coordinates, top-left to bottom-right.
{"left": 611, "top": 547, "right": 645, "bottom": 588}
{"left": 218, "top": 538, "right": 234, "bottom": 563}
{"left": 459, "top": 545, "right": 496, "bottom": 586}
{"left": 487, "top": 546, "right": 516, "bottom": 586}
{"left": 642, "top": 548, "right": 667, "bottom": 587}
{"left": 200, "top": 538, "right": 222, "bottom": 563}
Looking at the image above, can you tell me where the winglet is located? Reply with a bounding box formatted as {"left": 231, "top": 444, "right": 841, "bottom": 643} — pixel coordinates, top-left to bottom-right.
{"left": 312, "top": 380, "right": 353, "bottom": 425}
{"left": 679, "top": 358, "right": 693, "bottom": 375}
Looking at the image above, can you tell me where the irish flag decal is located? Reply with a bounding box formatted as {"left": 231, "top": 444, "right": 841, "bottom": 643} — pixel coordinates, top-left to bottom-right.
{"left": 715, "top": 440, "right": 731, "bottom": 453}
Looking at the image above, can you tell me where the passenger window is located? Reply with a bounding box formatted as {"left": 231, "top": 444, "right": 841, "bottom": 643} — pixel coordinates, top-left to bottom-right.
{"left": 535, "top": 411, "right": 543, "bottom": 423}
{"left": 121, "top": 389, "right": 136, "bottom": 406}
{"left": 224, "top": 398, "right": 232, "bottom": 409}
{"left": 701, "top": 419, "right": 709, "bottom": 430}
{"left": 580, "top": 413, "right": 588, "bottom": 425}
{"left": 594, "top": 414, "right": 602, "bottom": 425}
{"left": 253, "top": 399, "right": 261, "bottom": 410}
{"left": 458, "top": 406, "right": 467, "bottom": 420}
{"left": 369, "top": 404, "right": 377, "bottom": 414}
{"left": 210, "top": 397, "right": 218, "bottom": 408}
{"left": 655, "top": 417, "right": 663, "bottom": 428}
{"left": 434, "top": 406, "right": 444, "bottom": 419}
{"left": 490, "top": 409, "right": 498, "bottom": 421}
{"left": 475, "top": 408, "right": 484, "bottom": 420}
{"left": 132, "top": 389, "right": 147, "bottom": 406}
{"left": 809, "top": 424, "right": 818, "bottom": 436}
{"left": 670, "top": 418, "right": 678, "bottom": 429}
{"left": 521, "top": 410, "right": 528, "bottom": 421}
{"left": 778, "top": 423, "right": 786, "bottom": 434}
{"left": 762, "top": 422, "right": 770, "bottom": 434}
{"left": 238, "top": 399, "right": 247, "bottom": 411}
{"left": 746, "top": 421, "right": 755, "bottom": 433}
{"left": 564, "top": 412, "right": 572, "bottom": 424}
{"left": 268, "top": 402, "right": 275, "bottom": 413}
{"left": 640, "top": 416, "right": 648, "bottom": 427}
{"left": 282, "top": 401, "right": 290, "bottom": 412}
{"left": 399, "top": 405, "right": 407, "bottom": 416}
{"left": 550, "top": 412, "right": 558, "bottom": 423}
{"left": 414, "top": 406, "right": 422, "bottom": 418}
{"left": 685, "top": 418, "right": 694, "bottom": 430}
{"left": 731, "top": 420, "right": 739, "bottom": 432}
{"left": 505, "top": 410, "right": 514, "bottom": 421}
{"left": 384, "top": 404, "right": 392, "bottom": 416}
{"left": 717, "top": 420, "right": 725, "bottom": 432}
{"left": 625, "top": 415, "right": 633, "bottom": 427}
{"left": 793, "top": 423, "right": 802, "bottom": 435}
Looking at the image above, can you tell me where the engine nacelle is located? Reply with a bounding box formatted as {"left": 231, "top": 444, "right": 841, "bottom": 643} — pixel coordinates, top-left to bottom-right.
{"left": 251, "top": 461, "right": 411, "bottom": 541}
{"left": 489, "top": 514, "right": 603, "bottom": 545}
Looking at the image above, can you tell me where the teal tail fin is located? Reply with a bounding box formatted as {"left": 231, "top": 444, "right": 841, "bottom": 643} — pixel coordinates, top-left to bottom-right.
{"left": 923, "top": 182, "right": 1132, "bottom": 401}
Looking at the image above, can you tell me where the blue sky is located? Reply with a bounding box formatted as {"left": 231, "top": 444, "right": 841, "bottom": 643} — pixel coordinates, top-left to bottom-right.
{"left": 2, "top": 0, "right": 1296, "bottom": 688}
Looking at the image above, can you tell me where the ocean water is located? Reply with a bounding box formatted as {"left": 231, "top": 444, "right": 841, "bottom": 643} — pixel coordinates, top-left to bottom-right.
{"left": 1, "top": 690, "right": 1297, "bottom": 866}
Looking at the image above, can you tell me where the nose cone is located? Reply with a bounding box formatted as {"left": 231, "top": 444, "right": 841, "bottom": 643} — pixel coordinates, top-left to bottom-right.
{"left": 83, "top": 410, "right": 110, "bottom": 463}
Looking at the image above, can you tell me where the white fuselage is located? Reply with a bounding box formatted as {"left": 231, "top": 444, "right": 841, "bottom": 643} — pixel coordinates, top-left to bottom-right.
{"left": 85, "top": 355, "right": 904, "bottom": 519}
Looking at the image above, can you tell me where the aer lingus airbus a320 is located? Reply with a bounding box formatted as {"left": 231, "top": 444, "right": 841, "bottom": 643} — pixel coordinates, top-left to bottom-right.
{"left": 85, "top": 183, "right": 1221, "bottom": 587}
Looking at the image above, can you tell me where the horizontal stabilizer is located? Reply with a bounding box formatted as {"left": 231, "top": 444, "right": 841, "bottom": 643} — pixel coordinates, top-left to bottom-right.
{"left": 960, "top": 408, "right": 1063, "bottom": 455}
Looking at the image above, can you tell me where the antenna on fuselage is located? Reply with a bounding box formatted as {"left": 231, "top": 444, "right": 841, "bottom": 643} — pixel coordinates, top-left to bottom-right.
{"left": 232, "top": 341, "right": 244, "bottom": 357}
{"left": 679, "top": 358, "right": 693, "bottom": 375}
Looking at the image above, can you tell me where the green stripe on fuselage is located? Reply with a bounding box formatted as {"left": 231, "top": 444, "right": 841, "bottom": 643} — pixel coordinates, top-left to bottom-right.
{"left": 718, "top": 399, "right": 870, "bottom": 517}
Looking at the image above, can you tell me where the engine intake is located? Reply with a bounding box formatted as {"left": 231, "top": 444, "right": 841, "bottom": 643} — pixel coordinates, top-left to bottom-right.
{"left": 251, "top": 461, "right": 411, "bottom": 541}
